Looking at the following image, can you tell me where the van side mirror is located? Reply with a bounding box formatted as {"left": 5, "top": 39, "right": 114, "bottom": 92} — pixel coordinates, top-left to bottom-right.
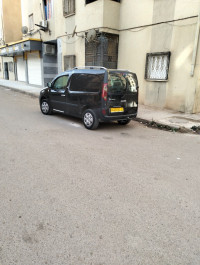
{"left": 47, "top": 82, "right": 52, "bottom": 88}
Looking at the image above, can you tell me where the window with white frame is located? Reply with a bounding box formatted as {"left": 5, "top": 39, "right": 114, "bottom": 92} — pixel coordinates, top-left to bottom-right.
{"left": 63, "top": 0, "right": 75, "bottom": 16}
{"left": 145, "top": 52, "right": 171, "bottom": 81}
{"left": 29, "top": 14, "right": 34, "bottom": 31}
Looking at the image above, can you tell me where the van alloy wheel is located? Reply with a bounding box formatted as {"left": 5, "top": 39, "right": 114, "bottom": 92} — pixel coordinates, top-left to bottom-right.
{"left": 40, "top": 99, "right": 52, "bottom": 115}
{"left": 84, "top": 112, "right": 93, "bottom": 127}
{"left": 82, "top": 109, "right": 99, "bottom": 130}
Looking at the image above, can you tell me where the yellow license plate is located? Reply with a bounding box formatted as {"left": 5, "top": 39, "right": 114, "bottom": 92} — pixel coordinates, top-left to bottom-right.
{"left": 110, "top": 107, "right": 124, "bottom": 113}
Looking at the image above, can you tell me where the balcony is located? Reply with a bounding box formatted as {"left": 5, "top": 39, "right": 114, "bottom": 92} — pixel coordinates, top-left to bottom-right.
{"left": 76, "top": 0, "right": 120, "bottom": 33}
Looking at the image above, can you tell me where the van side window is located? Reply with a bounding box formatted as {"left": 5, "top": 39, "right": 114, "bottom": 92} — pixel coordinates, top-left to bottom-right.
{"left": 70, "top": 74, "right": 104, "bottom": 92}
{"left": 53, "top": 75, "right": 69, "bottom": 93}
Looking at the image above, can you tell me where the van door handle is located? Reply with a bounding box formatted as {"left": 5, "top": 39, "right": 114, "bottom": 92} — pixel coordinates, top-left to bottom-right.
{"left": 61, "top": 94, "right": 66, "bottom": 97}
{"left": 109, "top": 98, "right": 115, "bottom": 101}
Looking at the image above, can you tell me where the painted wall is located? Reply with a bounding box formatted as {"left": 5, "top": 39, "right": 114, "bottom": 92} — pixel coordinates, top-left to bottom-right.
{"left": 0, "top": 0, "right": 3, "bottom": 46}
{"left": 118, "top": 0, "right": 200, "bottom": 113}
{"left": 2, "top": 0, "right": 22, "bottom": 43}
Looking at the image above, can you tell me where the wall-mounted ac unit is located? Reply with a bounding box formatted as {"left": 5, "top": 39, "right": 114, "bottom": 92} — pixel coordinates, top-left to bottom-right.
{"left": 44, "top": 44, "right": 55, "bottom": 55}
{"left": 40, "top": 20, "right": 48, "bottom": 29}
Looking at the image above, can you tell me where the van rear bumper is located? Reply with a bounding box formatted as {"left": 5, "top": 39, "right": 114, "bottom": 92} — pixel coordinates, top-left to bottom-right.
{"left": 99, "top": 113, "right": 137, "bottom": 122}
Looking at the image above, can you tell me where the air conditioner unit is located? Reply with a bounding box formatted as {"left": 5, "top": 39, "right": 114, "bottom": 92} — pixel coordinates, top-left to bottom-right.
{"left": 44, "top": 44, "right": 55, "bottom": 55}
{"left": 39, "top": 20, "right": 48, "bottom": 29}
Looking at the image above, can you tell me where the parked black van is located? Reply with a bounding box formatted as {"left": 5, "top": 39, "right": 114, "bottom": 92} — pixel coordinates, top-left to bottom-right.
{"left": 39, "top": 67, "right": 139, "bottom": 130}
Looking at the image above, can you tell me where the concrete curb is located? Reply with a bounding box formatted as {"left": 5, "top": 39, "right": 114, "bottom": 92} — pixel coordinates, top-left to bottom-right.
{"left": 135, "top": 117, "right": 195, "bottom": 134}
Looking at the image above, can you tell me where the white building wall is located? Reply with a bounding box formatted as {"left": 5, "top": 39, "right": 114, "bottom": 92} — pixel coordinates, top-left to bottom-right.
{"left": 118, "top": 0, "right": 200, "bottom": 113}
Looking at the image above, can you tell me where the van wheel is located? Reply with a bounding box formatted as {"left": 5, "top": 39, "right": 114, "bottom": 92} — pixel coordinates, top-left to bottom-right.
{"left": 118, "top": 119, "right": 131, "bottom": 125}
{"left": 40, "top": 99, "right": 52, "bottom": 115}
{"left": 83, "top": 109, "right": 99, "bottom": 130}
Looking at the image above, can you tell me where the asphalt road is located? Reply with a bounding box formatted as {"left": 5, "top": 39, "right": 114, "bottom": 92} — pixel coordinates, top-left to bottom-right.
{"left": 0, "top": 87, "right": 200, "bottom": 265}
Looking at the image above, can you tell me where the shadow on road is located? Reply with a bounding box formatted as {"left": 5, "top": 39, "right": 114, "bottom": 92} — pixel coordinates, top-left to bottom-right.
{"left": 52, "top": 112, "right": 137, "bottom": 132}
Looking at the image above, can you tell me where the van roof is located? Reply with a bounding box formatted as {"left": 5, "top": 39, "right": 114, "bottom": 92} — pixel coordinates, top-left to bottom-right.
{"left": 61, "top": 67, "right": 133, "bottom": 75}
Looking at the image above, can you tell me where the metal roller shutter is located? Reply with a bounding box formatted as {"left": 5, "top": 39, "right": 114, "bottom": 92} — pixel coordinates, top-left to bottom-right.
{"left": 17, "top": 56, "right": 26, "bottom": 82}
{"left": 27, "top": 52, "right": 42, "bottom": 86}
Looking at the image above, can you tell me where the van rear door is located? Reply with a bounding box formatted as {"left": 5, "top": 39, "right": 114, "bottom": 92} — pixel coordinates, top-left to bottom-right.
{"left": 106, "top": 71, "right": 138, "bottom": 117}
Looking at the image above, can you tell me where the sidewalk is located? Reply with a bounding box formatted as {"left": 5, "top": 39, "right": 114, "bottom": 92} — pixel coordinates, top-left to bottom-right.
{"left": 0, "top": 79, "right": 41, "bottom": 97}
{"left": 1, "top": 79, "right": 200, "bottom": 133}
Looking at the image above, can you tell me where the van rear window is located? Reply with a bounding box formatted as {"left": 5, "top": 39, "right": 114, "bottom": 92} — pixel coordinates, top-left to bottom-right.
{"left": 70, "top": 74, "right": 104, "bottom": 92}
{"left": 108, "top": 72, "right": 137, "bottom": 94}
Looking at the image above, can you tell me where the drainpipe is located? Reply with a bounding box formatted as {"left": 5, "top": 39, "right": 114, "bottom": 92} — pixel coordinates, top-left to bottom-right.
{"left": 191, "top": 9, "right": 200, "bottom": 76}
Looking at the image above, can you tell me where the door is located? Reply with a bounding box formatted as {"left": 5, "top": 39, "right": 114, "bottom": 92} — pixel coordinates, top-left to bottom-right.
{"left": 16, "top": 56, "right": 26, "bottom": 82}
{"left": 67, "top": 73, "right": 103, "bottom": 117}
{"left": 49, "top": 75, "right": 69, "bottom": 113}
{"left": 106, "top": 72, "right": 138, "bottom": 117}
{"left": 4, "top": 62, "right": 9, "bottom": 80}
{"left": 27, "top": 52, "right": 42, "bottom": 86}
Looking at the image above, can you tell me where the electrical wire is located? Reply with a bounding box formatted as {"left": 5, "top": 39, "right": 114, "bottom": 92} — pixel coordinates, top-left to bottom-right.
{"left": 127, "top": 20, "right": 197, "bottom": 33}
{"left": 60, "top": 37, "right": 81, "bottom": 45}
{"left": 60, "top": 15, "right": 198, "bottom": 38}
{"left": 166, "top": 22, "right": 197, "bottom": 27}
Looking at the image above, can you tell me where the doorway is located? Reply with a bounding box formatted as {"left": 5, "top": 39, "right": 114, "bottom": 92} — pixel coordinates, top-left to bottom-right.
{"left": 4, "top": 62, "right": 9, "bottom": 80}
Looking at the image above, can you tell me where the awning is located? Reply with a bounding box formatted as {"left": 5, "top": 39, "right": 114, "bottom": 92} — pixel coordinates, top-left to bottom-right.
{"left": 0, "top": 38, "right": 42, "bottom": 57}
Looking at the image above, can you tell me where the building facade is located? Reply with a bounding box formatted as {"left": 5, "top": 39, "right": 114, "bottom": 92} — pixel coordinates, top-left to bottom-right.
{"left": 0, "top": 0, "right": 22, "bottom": 80}
{"left": 0, "top": 0, "right": 200, "bottom": 113}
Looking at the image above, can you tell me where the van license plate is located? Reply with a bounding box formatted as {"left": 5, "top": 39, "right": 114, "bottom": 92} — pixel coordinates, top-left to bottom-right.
{"left": 110, "top": 107, "right": 124, "bottom": 113}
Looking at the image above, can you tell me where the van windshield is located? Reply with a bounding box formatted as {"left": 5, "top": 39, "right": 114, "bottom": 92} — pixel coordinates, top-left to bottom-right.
{"left": 108, "top": 72, "right": 137, "bottom": 94}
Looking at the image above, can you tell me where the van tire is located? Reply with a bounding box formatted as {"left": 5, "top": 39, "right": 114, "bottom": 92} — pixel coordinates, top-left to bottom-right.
{"left": 83, "top": 109, "right": 99, "bottom": 130}
{"left": 118, "top": 119, "right": 131, "bottom": 125}
{"left": 40, "top": 99, "right": 52, "bottom": 115}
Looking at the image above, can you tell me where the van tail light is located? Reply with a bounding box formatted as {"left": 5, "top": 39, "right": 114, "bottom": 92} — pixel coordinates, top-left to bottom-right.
{"left": 102, "top": 83, "right": 108, "bottom": 101}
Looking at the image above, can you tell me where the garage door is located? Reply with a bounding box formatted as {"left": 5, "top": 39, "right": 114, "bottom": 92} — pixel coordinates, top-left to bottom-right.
{"left": 17, "top": 56, "right": 26, "bottom": 82}
{"left": 27, "top": 52, "right": 42, "bottom": 86}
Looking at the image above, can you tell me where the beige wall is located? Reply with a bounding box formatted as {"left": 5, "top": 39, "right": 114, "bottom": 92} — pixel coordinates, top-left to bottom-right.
{"left": 118, "top": 0, "right": 200, "bottom": 113}
{"left": 0, "top": 0, "right": 3, "bottom": 45}
{"left": 2, "top": 0, "right": 22, "bottom": 43}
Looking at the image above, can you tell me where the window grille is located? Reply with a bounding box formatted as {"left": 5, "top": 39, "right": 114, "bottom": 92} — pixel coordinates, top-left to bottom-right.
{"left": 145, "top": 52, "right": 171, "bottom": 81}
{"left": 63, "top": 0, "right": 75, "bottom": 16}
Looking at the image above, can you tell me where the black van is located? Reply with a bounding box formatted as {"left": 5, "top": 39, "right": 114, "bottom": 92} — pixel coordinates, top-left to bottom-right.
{"left": 39, "top": 67, "right": 139, "bottom": 130}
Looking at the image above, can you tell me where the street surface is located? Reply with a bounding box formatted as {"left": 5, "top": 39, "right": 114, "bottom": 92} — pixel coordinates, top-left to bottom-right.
{"left": 0, "top": 87, "right": 200, "bottom": 265}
